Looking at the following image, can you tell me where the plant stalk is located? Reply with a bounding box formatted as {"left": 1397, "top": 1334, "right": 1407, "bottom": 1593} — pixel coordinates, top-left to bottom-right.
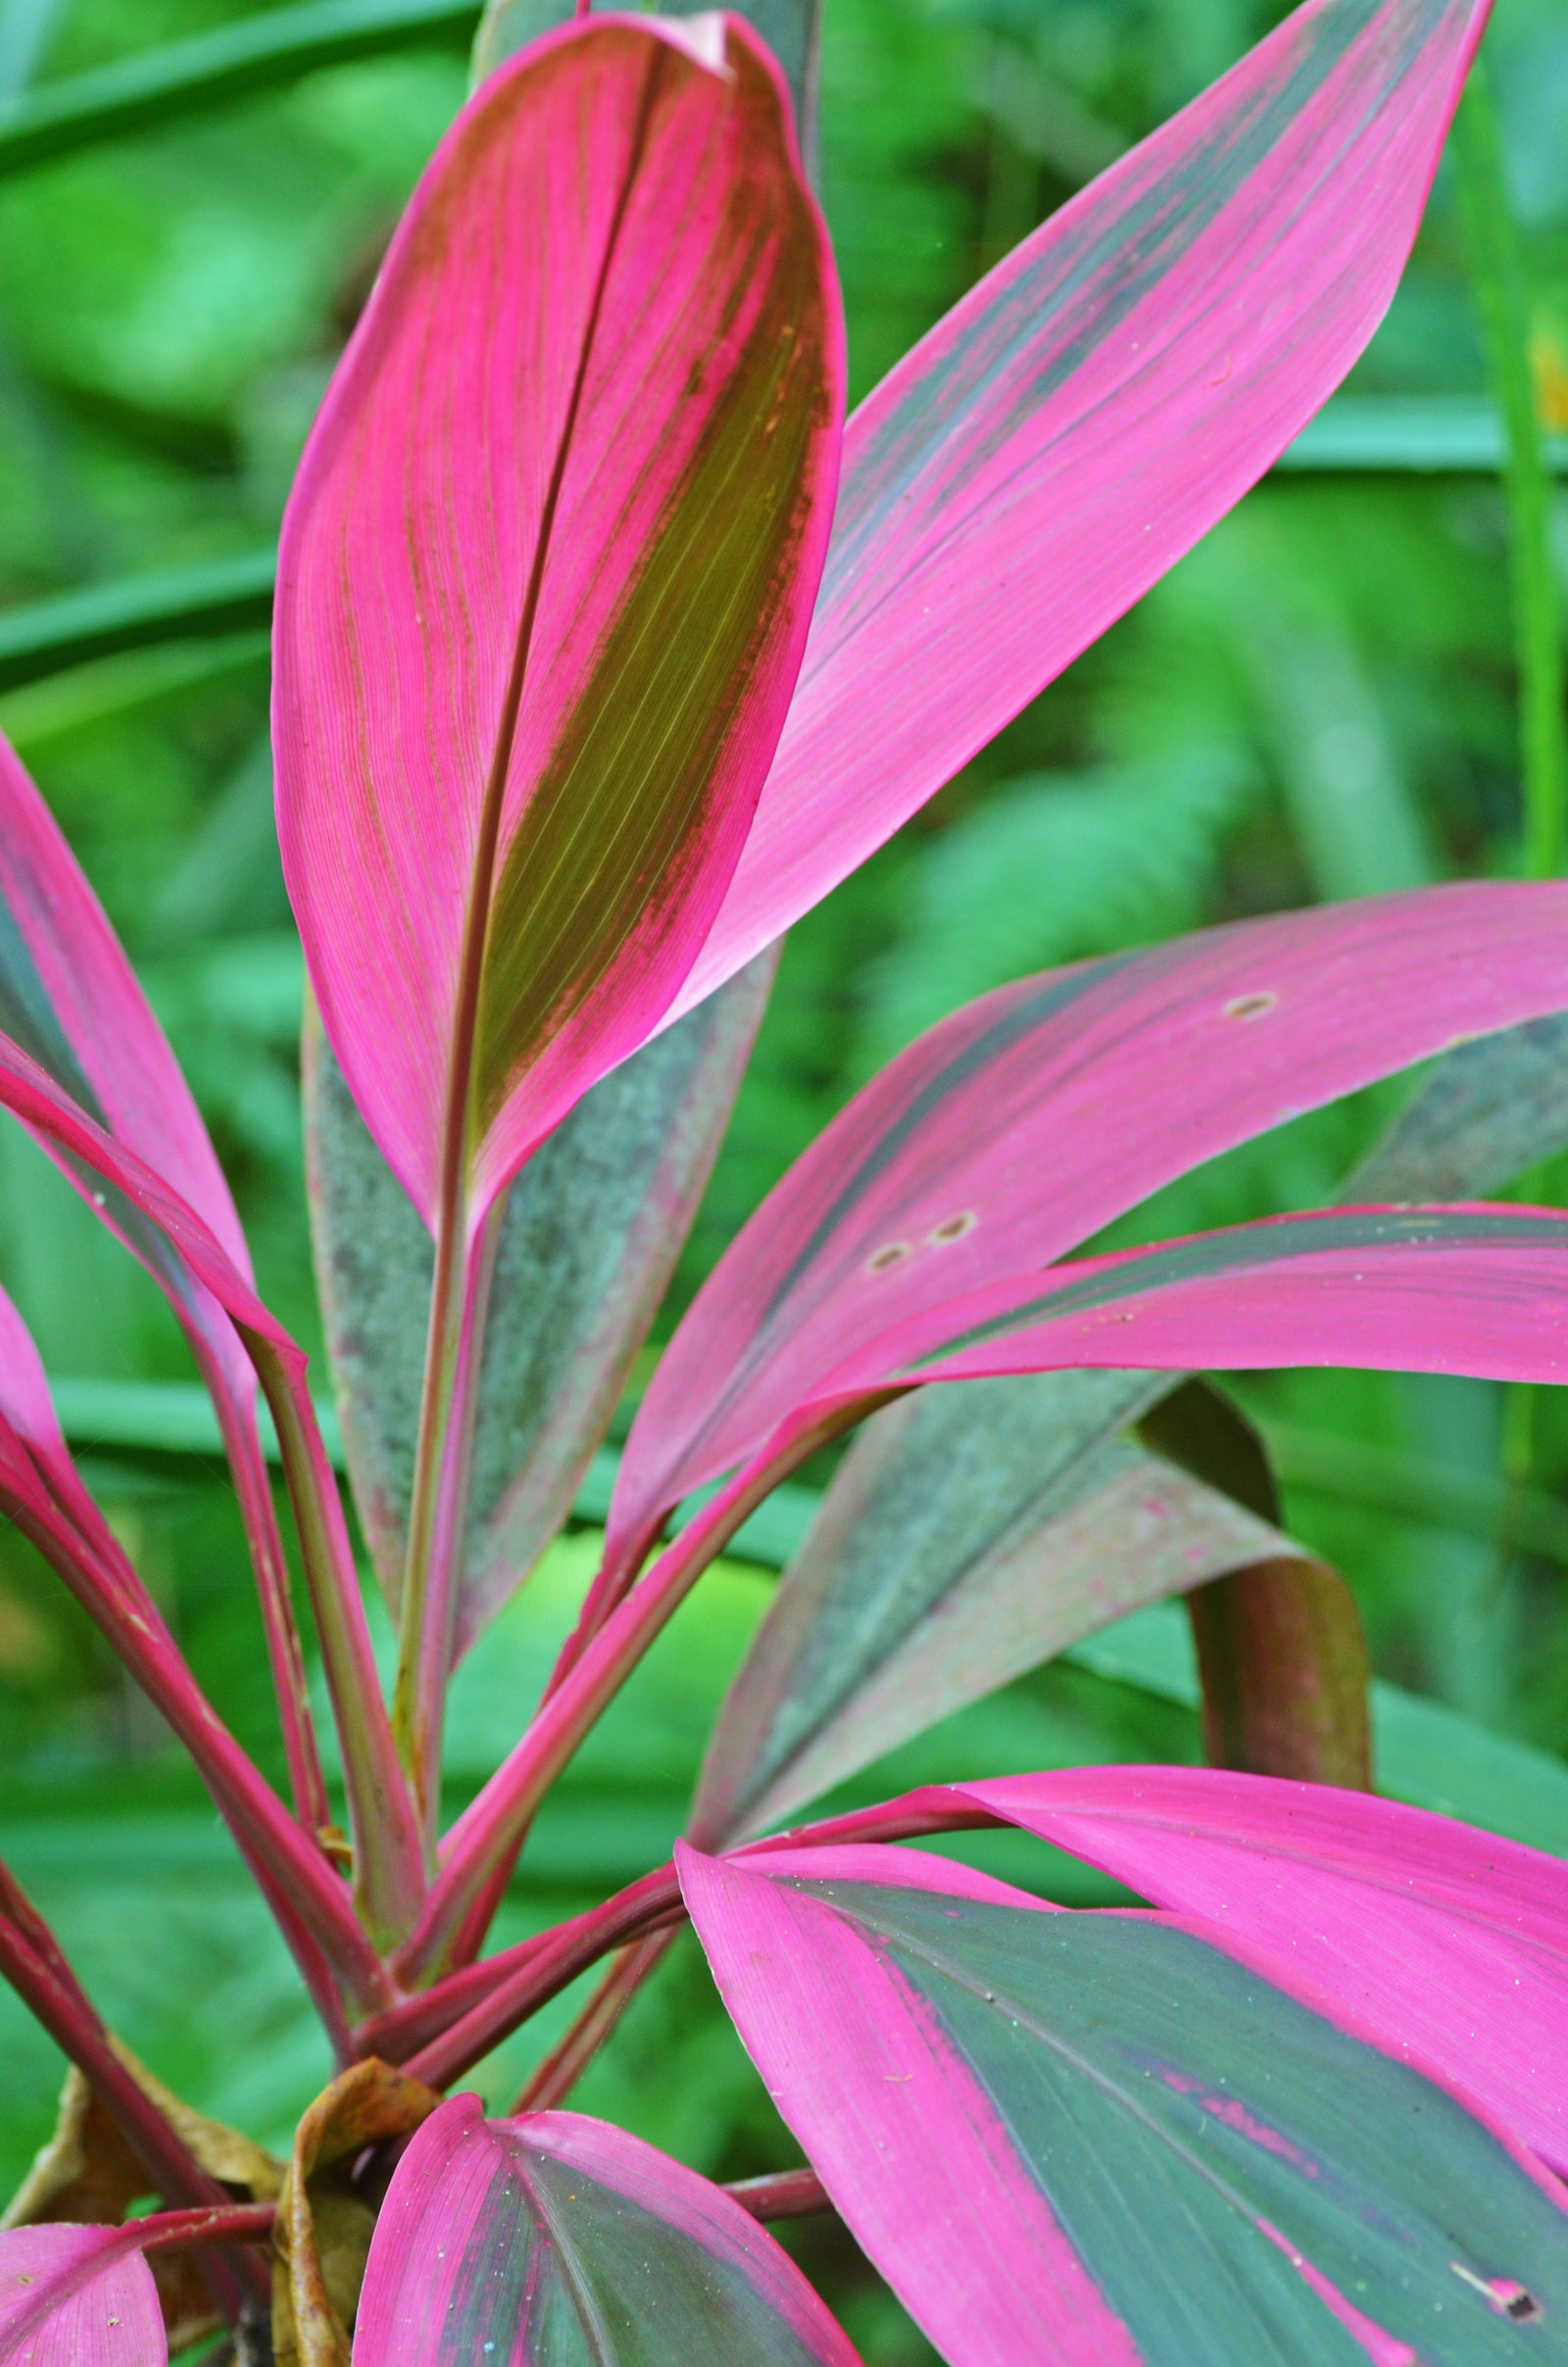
{"left": 251, "top": 1332, "right": 427, "bottom": 1950}
{"left": 0, "top": 1873, "right": 269, "bottom": 2318}
{"left": 1452, "top": 60, "right": 1568, "bottom": 879}
{"left": 6, "top": 1463, "right": 382, "bottom": 2034}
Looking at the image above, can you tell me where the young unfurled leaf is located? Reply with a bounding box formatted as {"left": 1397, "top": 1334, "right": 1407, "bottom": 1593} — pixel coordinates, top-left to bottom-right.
{"left": 682, "top": 1838, "right": 1568, "bottom": 2367}
{"left": 690, "top": 1372, "right": 1304, "bottom": 1846}
{"left": 275, "top": 13, "right": 842, "bottom": 1239}
{"left": 352, "top": 2095, "right": 861, "bottom": 2365}
{"left": 662, "top": 0, "right": 1496, "bottom": 1024}
{"left": 614, "top": 884, "right": 1568, "bottom": 1562}
{"left": 956, "top": 1763, "right": 1568, "bottom": 2176}
{"left": 0, "top": 2223, "right": 166, "bottom": 2366}
{"left": 0, "top": 730, "right": 320, "bottom": 1821}
{"left": 306, "top": 958, "right": 773, "bottom": 1660}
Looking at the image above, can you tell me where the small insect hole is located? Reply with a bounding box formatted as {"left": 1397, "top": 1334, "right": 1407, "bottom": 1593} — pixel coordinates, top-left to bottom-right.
{"left": 1223, "top": 991, "right": 1278, "bottom": 1021}
{"left": 928, "top": 1211, "right": 977, "bottom": 1246}
{"left": 866, "top": 1241, "right": 911, "bottom": 1274}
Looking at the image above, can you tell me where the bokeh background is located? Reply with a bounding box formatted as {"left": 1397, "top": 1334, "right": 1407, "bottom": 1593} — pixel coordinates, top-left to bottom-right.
{"left": 1, "top": 0, "right": 1566, "bottom": 2353}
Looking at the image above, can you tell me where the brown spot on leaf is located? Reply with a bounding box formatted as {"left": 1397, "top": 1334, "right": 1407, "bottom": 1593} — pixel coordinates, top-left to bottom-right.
{"left": 928, "top": 1211, "right": 977, "bottom": 1247}
{"left": 1223, "top": 992, "right": 1278, "bottom": 1021}
{"left": 866, "top": 1241, "right": 912, "bottom": 1274}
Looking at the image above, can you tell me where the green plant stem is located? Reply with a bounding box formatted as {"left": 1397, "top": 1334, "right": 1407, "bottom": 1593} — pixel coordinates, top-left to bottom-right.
{"left": 0, "top": 0, "right": 477, "bottom": 181}
{"left": 1452, "top": 61, "right": 1568, "bottom": 880}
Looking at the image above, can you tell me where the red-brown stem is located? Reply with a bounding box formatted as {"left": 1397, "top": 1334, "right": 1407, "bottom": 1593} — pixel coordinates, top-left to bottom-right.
{"left": 725, "top": 2168, "right": 833, "bottom": 2222}
{"left": 206, "top": 1357, "right": 330, "bottom": 1834}
{"left": 250, "top": 1332, "right": 427, "bottom": 1950}
{"left": 7, "top": 1469, "right": 380, "bottom": 2037}
{"left": 131, "top": 2202, "right": 277, "bottom": 2253}
{"left": 396, "top": 1198, "right": 504, "bottom": 1848}
{"left": 403, "top": 1439, "right": 838, "bottom": 1983}
{"left": 513, "top": 1929, "right": 676, "bottom": 2111}
{"left": 0, "top": 1882, "right": 270, "bottom": 2317}
{"left": 384, "top": 1791, "right": 1003, "bottom": 2087}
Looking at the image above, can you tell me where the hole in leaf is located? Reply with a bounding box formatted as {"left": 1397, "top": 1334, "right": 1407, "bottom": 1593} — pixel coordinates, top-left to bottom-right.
{"left": 1222, "top": 991, "right": 1278, "bottom": 1021}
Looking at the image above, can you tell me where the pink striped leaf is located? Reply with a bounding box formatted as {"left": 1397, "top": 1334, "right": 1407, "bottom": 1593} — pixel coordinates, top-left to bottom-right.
{"left": 0, "top": 733, "right": 319, "bottom": 1817}
{"left": 0, "top": 2223, "right": 166, "bottom": 2365}
{"left": 275, "top": 11, "right": 842, "bottom": 1241}
{"left": 681, "top": 1838, "right": 1568, "bottom": 2367}
{"left": 613, "top": 883, "right": 1568, "bottom": 1561}
{"left": 665, "top": 0, "right": 1494, "bottom": 1025}
{"left": 353, "top": 2094, "right": 860, "bottom": 2364}
{"left": 951, "top": 1763, "right": 1568, "bottom": 2176}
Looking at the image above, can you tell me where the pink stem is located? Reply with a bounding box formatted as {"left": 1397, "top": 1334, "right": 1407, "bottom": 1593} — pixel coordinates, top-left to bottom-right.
{"left": 395, "top": 1198, "right": 504, "bottom": 1847}
{"left": 389, "top": 1790, "right": 1000, "bottom": 2088}
{"left": 9, "top": 1466, "right": 384, "bottom": 2033}
{"left": 250, "top": 1331, "right": 428, "bottom": 1949}
{"left": 725, "top": 2168, "right": 833, "bottom": 2221}
{"left": 512, "top": 1928, "right": 675, "bottom": 2111}
{"left": 0, "top": 1871, "right": 269, "bottom": 2318}
{"left": 402, "top": 1452, "right": 811, "bottom": 1982}
{"left": 202, "top": 1347, "right": 330, "bottom": 1835}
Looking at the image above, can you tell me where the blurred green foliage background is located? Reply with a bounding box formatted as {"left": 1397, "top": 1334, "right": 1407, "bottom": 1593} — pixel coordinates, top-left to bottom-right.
{"left": 0, "top": 0, "right": 1566, "bottom": 2353}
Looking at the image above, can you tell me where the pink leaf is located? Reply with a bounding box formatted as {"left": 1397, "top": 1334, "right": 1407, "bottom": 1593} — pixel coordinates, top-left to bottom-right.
{"left": 615, "top": 884, "right": 1568, "bottom": 1559}
{"left": 956, "top": 1763, "right": 1568, "bottom": 2174}
{"left": 0, "top": 2224, "right": 165, "bottom": 2366}
{"left": 669, "top": 0, "right": 1493, "bottom": 1019}
{"left": 353, "top": 2094, "right": 860, "bottom": 2363}
{"left": 276, "top": 12, "right": 843, "bottom": 1239}
{"left": 0, "top": 733, "right": 320, "bottom": 1819}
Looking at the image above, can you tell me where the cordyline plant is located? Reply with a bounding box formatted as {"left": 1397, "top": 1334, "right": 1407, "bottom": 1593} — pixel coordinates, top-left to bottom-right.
{"left": 5, "top": 0, "right": 1568, "bottom": 2357}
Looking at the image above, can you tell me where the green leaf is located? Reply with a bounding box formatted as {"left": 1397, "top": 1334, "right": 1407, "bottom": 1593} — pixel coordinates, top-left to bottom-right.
{"left": 304, "top": 961, "right": 774, "bottom": 1664}
{"left": 1345, "top": 1011, "right": 1568, "bottom": 1205}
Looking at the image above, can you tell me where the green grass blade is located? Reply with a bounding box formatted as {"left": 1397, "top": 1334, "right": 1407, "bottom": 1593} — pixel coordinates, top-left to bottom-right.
{"left": 0, "top": 0, "right": 477, "bottom": 180}
{"left": 0, "top": 550, "right": 276, "bottom": 691}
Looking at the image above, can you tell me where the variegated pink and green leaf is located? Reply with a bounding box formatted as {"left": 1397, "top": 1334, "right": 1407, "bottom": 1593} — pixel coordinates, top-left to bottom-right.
{"left": 306, "top": 955, "right": 773, "bottom": 1661}
{"left": 662, "top": 0, "right": 1495, "bottom": 1027}
{"left": 690, "top": 1372, "right": 1305, "bottom": 1847}
{"left": 613, "top": 884, "right": 1568, "bottom": 1565}
{"left": 950, "top": 1764, "right": 1568, "bottom": 2174}
{"left": 0, "top": 2223, "right": 166, "bottom": 2366}
{"left": 681, "top": 1834, "right": 1568, "bottom": 2367}
{"left": 275, "top": 11, "right": 842, "bottom": 1239}
{"left": 353, "top": 2095, "right": 860, "bottom": 2365}
{"left": 0, "top": 729, "right": 321, "bottom": 1822}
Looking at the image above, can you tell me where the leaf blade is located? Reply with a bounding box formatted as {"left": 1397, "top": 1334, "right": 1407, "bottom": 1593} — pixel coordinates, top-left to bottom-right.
{"left": 353, "top": 2095, "right": 861, "bottom": 2365}
{"left": 670, "top": 0, "right": 1494, "bottom": 1018}
{"left": 682, "top": 1839, "right": 1568, "bottom": 2367}
{"left": 617, "top": 884, "right": 1568, "bottom": 1553}
{"left": 956, "top": 1763, "right": 1568, "bottom": 2175}
{"left": 276, "top": 14, "right": 842, "bottom": 1230}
